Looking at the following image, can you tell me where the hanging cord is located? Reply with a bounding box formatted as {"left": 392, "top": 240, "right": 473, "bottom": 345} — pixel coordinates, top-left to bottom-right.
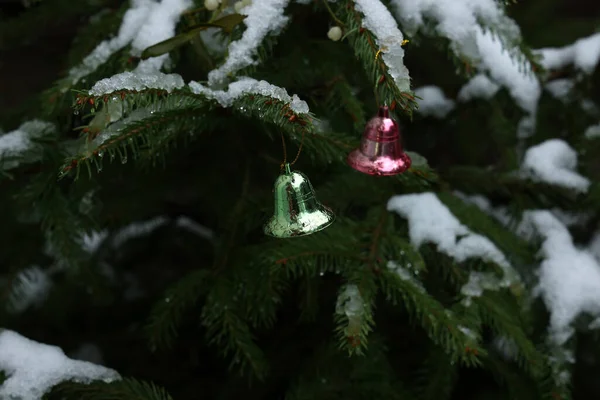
{"left": 280, "top": 129, "right": 306, "bottom": 171}
{"left": 280, "top": 131, "right": 288, "bottom": 171}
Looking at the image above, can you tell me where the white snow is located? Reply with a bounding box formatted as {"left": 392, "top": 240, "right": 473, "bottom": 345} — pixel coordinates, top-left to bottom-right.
{"left": 453, "top": 192, "right": 513, "bottom": 227}
{"left": 0, "top": 121, "right": 54, "bottom": 170}
{"left": 207, "top": 0, "right": 291, "bottom": 85}
{"left": 521, "top": 211, "right": 600, "bottom": 344}
{"left": 69, "top": 0, "right": 154, "bottom": 84}
{"left": 536, "top": 33, "right": 600, "bottom": 74}
{"left": 175, "top": 216, "right": 214, "bottom": 239}
{"left": 391, "top": 0, "right": 539, "bottom": 115}
{"left": 0, "top": 330, "right": 119, "bottom": 400}
{"left": 545, "top": 79, "right": 574, "bottom": 100}
{"left": 80, "top": 230, "right": 109, "bottom": 254}
{"left": 476, "top": 30, "right": 540, "bottom": 114}
{"left": 353, "top": 0, "right": 411, "bottom": 92}
{"left": 335, "top": 284, "right": 364, "bottom": 318}
{"left": 520, "top": 139, "right": 590, "bottom": 193}
{"left": 83, "top": 0, "right": 192, "bottom": 95}
{"left": 6, "top": 267, "right": 51, "bottom": 314}
{"left": 89, "top": 71, "right": 185, "bottom": 95}
{"left": 584, "top": 123, "right": 600, "bottom": 139}
{"left": 112, "top": 216, "right": 170, "bottom": 247}
{"left": 189, "top": 77, "right": 310, "bottom": 114}
{"left": 387, "top": 261, "right": 425, "bottom": 292}
{"left": 387, "top": 193, "right": 517, "bottom": 302}
{"left": 414, "top": 86, "right": 455, "bottom": 118}
{"left": 458, "top": 74, "right": 500, "bottom": 102}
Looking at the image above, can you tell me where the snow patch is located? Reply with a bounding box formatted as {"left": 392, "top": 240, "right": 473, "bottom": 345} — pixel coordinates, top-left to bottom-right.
{"left": 536, "top": 33, "right": 600, "bottom": 74}
{"left": 7, "top": 267, "right": 51, "bottom": 314}
{"left": 458, "top": 74, "right": 500, "bottom": 102}
{"left": 0, "top": 120, "right": 54, "bottom": 170}
{"left": 190, "top": 77, "right": 309, "bottom": 114}
{"left": 520, "top": 139, "right": 589, "bottom": 193}
{"left": 82, "top": 0, "right": 191, "bottom": 94}
{"left": 391, "top": 0, "right": 537, "bottom": 114}
{"left": 414, "top": 86, "right": 455, "bottom": 118}
{"left": 0, "top": 330, "right": 119, "bottom": 400}
{"left": 354, "top": 0, "right": 411, "bottom": 92}
{"left": 522, "top": 211, "right": 600, "bottom": 344}
{"left": 584, "top": 123, "right": 600, "bottom": 139}
{"left": 89, "top": 71, "right": 184, "bottom": 95}
{"left": 207, "top": 0, "right": 290, "bottom": 85}
{"left": 387, "top": 193, "right": 517, "bottom": 302}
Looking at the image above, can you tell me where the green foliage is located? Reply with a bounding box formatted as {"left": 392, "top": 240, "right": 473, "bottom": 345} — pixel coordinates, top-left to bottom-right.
{"left": 49, "top": 378, "right": 174, "bottom": 400}
{"left": 2, "top": 0, "right": 597, "bottom": 399}
{"left": 286, "top": 339, "right": 414, "bottom": 400}
{"left": 145, "top": 269, "right": 213, "bottom": 351}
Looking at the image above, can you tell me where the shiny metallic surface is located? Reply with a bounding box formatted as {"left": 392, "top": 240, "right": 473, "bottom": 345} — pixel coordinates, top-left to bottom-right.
{"left": 347, "top": 106, "right": 412, "bottom": 176}
{"left": 264, "top": 164, "right": 335, "bottom": 238}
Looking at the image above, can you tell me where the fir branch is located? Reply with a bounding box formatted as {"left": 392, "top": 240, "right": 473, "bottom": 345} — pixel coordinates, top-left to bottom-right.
{"left": 482, "top": 354, "right": 542, "bottom": 400}
{"left": 202, "top": 279, "right": 269, "bottom": 379}
{"left": 377, "top": 268, "right": 485, "bottom": 365}
{"left": 437, "top": 192, "right": 536, "bottom": 266}
{"left": 443, "top": 166, "right": 578, "bottom": 210}
{"left": 286, "top": 339, "right": 414, "bottom": 400}
{"left": 59, "top": 91, "right": 215, "bottom": 179}
{"left": 414, "top": 346, "right": 458, "bottom": 400}
{"left": 325, "top": 76, "right": 367, "bottom": 132}
{"left": 263, "top": 219, "right": 363, "bottom": 279}
{"left": 336, "top": 1, "right": 418, "bottom": 115}
{"left": 41, "top": 46, "right": 135, "bottom": 119}
{"left": 230, "top": 93, "right": 354, "bottom": 163}
{"left": 474, "top": 293, "right": 546, "bottom": 378}
{"left": 49, "top": 378, "right": 174, "bottom": 400}
{"left": 145, "top": 269, "right": 212, "bottom": 352}
{"left": 334, "top": 271, "right": 377, "bottom": 355}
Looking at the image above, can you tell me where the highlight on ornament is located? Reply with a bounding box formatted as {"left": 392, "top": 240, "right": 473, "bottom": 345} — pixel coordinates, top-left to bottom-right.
{"left": 347, "top": 105, "right": 411, "bottom": 176}
{"left": 264, "top": 164, "right": 334, "bottom": 238}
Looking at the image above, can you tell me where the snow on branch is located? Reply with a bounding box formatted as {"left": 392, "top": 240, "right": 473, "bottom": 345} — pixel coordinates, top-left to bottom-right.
{"left": 391, "top": 0, "right": 539, "bottom": 116}
{"left": 520, "top": 139, "right": 590, "bottom": 193}
{"left": 207, "top": 0, "right": 291, "bottom": 85}
{"left": 189, "top": 77, "right": 309, "bottom": 114}
{"left": 458, "top": 74, "right": 500, "bottom": 102}
{"left": 89, "top": 71, "right": 185, "bottom": 96}
{"left": 0, "top": 330, "right": 119, "bottom": 400}
{"left": 6, "top": 267, "right": 51, "bottom": 314}
{"left": 519, "top": 211, "right": 600, "bottom": 345}
{"left": 387, "top": 193, "right": 517, "bottom": 302}
{"left": 353, "top": 0, "right": 411, "bottom": 92}
{"left": 536, "top": 33, "right": 600, "bottom": 74}
{"left": 414, "top": 86, "right": 455, "bottom": 118}
{"left": 76, "top": 0, "right": 192, "bottom": 91}
{"left": 0, "top": 120, "right": 55, "bottom": 170}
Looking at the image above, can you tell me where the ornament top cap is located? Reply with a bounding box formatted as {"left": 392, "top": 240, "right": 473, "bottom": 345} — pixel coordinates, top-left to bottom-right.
{"left": 378, "top": 106, "right": 390, "bottom": 118}
{"left": 364, "top": 105, "right": 399, "bottom": 142}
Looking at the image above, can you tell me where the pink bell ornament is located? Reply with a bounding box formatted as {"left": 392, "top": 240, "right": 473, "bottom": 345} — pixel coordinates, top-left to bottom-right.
{"left": 347, "top": 105, "right": 411, "bottom": 176}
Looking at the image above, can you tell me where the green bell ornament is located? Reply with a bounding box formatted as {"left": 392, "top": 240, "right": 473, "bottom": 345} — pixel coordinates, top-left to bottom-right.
{"left": 264, "top": 163, "right": 335, "bottom": 238}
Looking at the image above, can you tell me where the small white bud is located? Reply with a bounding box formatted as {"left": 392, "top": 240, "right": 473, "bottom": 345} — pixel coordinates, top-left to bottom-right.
{"left": 204, "top": 0, "right": 220, "bottom": 11}
{"left": 327, "top": 26, "right": 343, "bottom": 42}
{"left": 234, "top": 1, "right": 244, "bottom": 12}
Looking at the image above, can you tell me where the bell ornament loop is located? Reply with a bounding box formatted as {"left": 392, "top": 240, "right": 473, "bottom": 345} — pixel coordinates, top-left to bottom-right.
{"left": 264, "top": 164, "right": 334, "bottom": 238}
{"left": 347, "top": 105, "right": 411, "bottom": 176}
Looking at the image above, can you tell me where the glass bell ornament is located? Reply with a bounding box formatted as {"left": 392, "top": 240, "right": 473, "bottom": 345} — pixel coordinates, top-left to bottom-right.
{"left": 347, "top": 105, "right": 411, "bottom": 176}
{"left": 264, "top": 164, "right": 334, "bottom": 238}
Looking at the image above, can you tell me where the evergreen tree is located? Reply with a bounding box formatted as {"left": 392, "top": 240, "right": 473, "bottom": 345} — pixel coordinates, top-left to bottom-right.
{"left": 1, "top": 0, "right": 600, "bottom": 399}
